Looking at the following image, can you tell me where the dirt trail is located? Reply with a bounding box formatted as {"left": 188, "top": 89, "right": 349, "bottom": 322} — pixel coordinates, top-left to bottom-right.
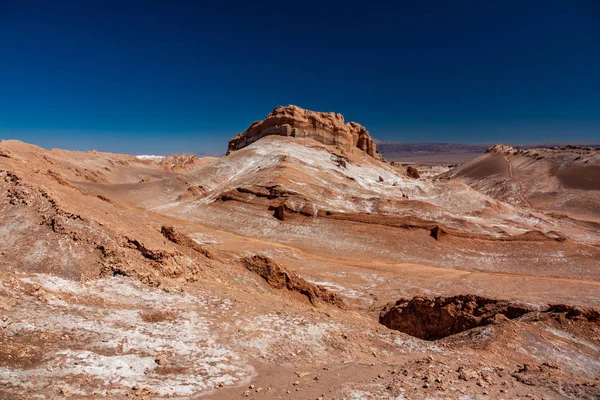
{"left": 504, "top": 155, "right": 531, "bottom": 207}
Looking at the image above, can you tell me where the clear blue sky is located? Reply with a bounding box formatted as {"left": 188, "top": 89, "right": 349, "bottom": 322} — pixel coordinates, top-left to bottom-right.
{"left": 1, "top": 0, "right": 599, "bottom": 155}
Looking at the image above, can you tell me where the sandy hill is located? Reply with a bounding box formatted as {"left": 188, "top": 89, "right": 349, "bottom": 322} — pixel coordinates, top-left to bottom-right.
{"left": 442, "top": 144, "right": 600, "bottom": 223}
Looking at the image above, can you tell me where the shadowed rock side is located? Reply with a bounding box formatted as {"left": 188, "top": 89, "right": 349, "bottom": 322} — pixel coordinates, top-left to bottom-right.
{"left": 405, "top": 165, "right": 421, "bottom": 178}
{"left": 227, "top": 105, "right": 380, "bottom": 158}
{"left": 380, "top": 295, "right": 600, "bottom": 342}
{"left": 379, "top": 295, "right": 536, "bottom": 340}
{"left": 240, "top": 255, "right": 349, "bottom": 309}
{"left": 546, "top": 304, "right": 600, "bottom": 322}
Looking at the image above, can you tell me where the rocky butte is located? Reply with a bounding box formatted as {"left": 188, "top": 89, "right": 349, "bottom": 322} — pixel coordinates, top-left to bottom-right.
{"left": 227, "top": 105, "right": 380, "bottom": 159}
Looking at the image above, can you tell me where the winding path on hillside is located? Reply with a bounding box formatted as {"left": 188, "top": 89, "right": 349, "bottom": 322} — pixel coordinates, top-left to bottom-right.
{"left": 504, "top": 155, "right": 531, "bottom": 207}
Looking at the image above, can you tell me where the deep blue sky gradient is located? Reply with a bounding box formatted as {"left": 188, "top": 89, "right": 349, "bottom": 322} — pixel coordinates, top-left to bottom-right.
{"left": 1, "top": 0, "right": 599, "bottom": 154}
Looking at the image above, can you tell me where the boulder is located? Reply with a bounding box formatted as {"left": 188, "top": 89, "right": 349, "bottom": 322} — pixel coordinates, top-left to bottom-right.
{"left": 406, "top": 166, "right": 420, "bottom": 179}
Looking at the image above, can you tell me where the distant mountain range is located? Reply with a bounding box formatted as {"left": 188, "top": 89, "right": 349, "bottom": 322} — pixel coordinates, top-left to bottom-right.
{"left": 376, "top": 141, "right": 600, "bottom": 164}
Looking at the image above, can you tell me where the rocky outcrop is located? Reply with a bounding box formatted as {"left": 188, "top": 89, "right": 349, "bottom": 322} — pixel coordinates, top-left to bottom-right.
{"left": 157, "top": 154, "right": 203, "bottom": 173}
{"left": 485, "top": 144, "right": 517, "bottom": 155}
{"left": 406, "top": 166, "right": 420, "bottom": 179}
{"left": 176, "top": 185, "right": 207, "bottom": 201}
{"left": 227, "top": 105, "right": 380, "bottom": 158}
{"left": 160, "top": 226, "right": 215, "bottom": 259}
{"left": 241, "top": 255, "right": 349, "bottom": 309}
{"left": 380, "top": 295, "right": 535, "bottom": 340}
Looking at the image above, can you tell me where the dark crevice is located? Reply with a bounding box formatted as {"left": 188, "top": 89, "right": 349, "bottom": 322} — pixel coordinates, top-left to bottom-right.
{"left": 379, "top": 295, "right": 534, "bottom": 340}
{"left": 380, "top": 295, "right": 600, "bottom": 341}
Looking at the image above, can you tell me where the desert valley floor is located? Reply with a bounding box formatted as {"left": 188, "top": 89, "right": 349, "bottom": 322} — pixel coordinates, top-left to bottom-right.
{"left": 1, "top": 106, "right": 599, "bottom": 399}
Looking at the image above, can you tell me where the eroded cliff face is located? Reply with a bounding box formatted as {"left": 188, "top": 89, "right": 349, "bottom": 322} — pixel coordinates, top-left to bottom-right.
{"left": 227, "top": 105, "right": 379, "bottom": 158}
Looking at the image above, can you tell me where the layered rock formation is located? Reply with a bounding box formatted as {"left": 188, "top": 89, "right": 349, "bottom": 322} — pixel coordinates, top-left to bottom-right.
{"left": 227, "top": 105, "right": 380, "bottom": 158}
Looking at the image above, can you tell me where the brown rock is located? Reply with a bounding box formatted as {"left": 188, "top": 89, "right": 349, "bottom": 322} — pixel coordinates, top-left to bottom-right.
{"left": 227, "top": 105, "right": 380, "bottom": 159}
{"left": 379, "top": 295, "right": 534, "bottom": 340}
{"left": 273, "top": 204, "right": 285, "bottom": 221}
{"left": 240, "top": 255, "right": 349, "bottom": 309}
{"left": 457, "top": 367, "right": 479, "bottom": 381}
{"left": 406, "top": 166, "right": 420, "bottom": 179}
{"left": 160, "top": 226, "right": 214, "bottom": 259}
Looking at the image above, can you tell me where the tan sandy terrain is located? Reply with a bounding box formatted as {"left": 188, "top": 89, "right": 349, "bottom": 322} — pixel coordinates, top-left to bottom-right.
{"left": 442, "top": 144, "right": 600, "bottom": 226}
{"left": 1, "top": 106, "right": 599, "bottom": 399}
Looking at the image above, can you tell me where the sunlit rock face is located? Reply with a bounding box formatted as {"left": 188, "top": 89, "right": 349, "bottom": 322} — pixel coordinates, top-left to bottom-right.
{"left": 227, "top": 105, "right": 379, "bottom": 158}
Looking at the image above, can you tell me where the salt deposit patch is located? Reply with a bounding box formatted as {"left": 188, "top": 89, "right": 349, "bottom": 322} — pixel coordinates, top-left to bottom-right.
{"left": 233, "top": 313, "right": 343, "bottom": 363}
{"left": 1, "top": 275, "right": 254, "bottom": 398}
{"left": 338, "top": 383, "right": 401, "bottom": 399}
{"left": 135, "top": 155, "right": 165, "bottom": 161}
{"left": 303, "top": 278, "right": 373, "bottom": 304}
{"left": 189, "top": 232, "right": 219, "bottom": 245}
